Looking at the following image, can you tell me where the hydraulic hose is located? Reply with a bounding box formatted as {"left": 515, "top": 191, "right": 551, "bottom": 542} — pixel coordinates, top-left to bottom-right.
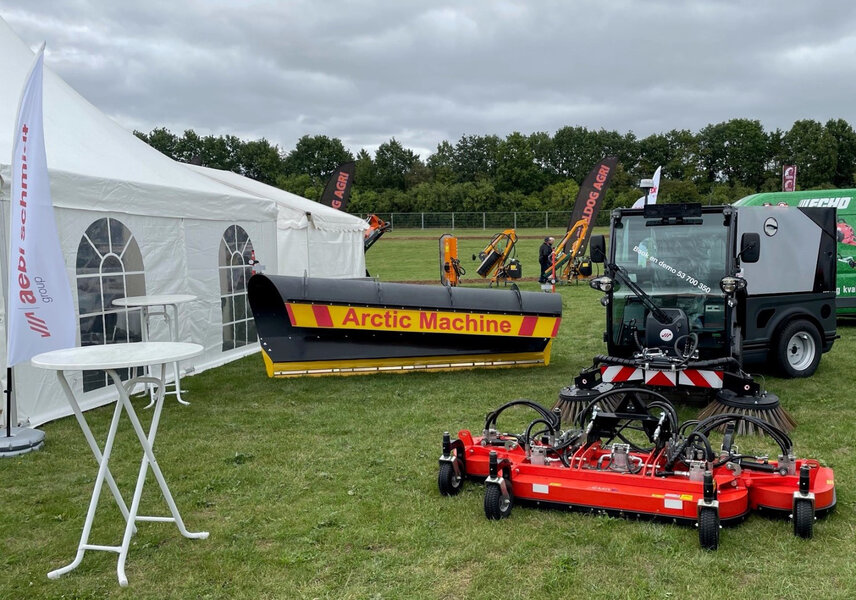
{"left": 593, "top": 354, "right": 740, "bottom": 370}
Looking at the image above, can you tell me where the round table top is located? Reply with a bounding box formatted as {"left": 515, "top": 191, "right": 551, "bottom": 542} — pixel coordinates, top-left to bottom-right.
{"left": 113, "top": 294, "right": 197, "bottom": 308}
{"left": 31, "top": 342, "right": 204, "bottom": 371}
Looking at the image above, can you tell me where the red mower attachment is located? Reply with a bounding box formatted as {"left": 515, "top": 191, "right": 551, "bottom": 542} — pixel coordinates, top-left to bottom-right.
{"left": 438, "top": 388, "right": 834, "bottom": 550}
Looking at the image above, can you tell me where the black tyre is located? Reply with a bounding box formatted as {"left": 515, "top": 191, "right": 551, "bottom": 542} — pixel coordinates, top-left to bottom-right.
{"left": 698, "top": 508, "right": 720, "bottom": 550}
{"left": 774, "top": 319, "right": 821, "bottom": 378}
{"left": 793, "top": 499, "right": 814, "bottom": 539}
{"left": 438, "top": 461, "right": 463, "bottom": 496}
{"left": 484, "top": 483, "right": 512, "bottom": 520}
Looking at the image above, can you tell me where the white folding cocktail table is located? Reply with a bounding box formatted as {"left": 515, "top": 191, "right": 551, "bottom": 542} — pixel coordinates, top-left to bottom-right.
{"left": 113, "top": 294, "right": 197, "bottom": 407}
{"left": 31, "top": 342, "right": 207, "bottom": 586}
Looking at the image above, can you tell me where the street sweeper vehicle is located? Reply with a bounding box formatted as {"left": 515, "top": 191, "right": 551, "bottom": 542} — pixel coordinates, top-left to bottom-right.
{"left": 438, "top": 389, "right": 835, "bottom": 550}
{"left": 556, "top": 202, "right": 836, "bottom": 429}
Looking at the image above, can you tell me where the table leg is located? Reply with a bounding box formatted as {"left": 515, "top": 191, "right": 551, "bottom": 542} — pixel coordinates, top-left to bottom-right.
{"left": 48, "top": 387, "right": 127, "bottom": 581}
{"left": 138, "top": 307, "right": 158, "bottom": 409}
{"left": 167, "top": 304, "right": 190, "bottom": 405}
{"left": 108, "top": 367, "right": 207, "bottom": 586}
{"left": 53, "top": 372, "right": 136, "bottom": 530}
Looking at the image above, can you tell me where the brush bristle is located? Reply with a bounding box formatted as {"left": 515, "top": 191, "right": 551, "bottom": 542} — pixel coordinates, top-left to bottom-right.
{"left": 698, "top": 399, "right": 796, "bottom": 435}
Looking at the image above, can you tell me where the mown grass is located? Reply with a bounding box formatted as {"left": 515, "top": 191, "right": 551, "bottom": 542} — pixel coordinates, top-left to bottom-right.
{"left": 365, "top": 226, "right": 609, "bottom": 283}
{"left": 2, "top": 230, "right": 855, "bottom": 599}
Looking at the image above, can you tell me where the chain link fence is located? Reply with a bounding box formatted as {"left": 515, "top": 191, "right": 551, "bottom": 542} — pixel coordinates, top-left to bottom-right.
{"left": 359, "top": 211, "right": 576, "bottom": 230}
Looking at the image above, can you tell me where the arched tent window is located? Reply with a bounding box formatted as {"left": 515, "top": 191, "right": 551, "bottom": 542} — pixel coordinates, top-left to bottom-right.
{"left": 76, "top": 218, "right": 146, "bottom": 391}
{"left": 219, "top": 225, "right": 257, "bottom": 350}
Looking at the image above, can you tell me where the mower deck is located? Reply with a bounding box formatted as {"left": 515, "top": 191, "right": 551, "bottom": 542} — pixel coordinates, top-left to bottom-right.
{"left": 439, "top": 391, "right": 835, "bottom": 549}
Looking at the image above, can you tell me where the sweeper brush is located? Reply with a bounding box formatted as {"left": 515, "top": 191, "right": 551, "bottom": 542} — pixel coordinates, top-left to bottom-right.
{"left": 439, "top": 389, "right": 835, "bottom": 550}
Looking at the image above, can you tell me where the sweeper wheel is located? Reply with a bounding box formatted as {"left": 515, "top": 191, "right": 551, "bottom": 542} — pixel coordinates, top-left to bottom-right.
{"left": 484, "top": 483, "right": 513, "bottom": 520}
{"left": 793, "top": 499, "right": 814, "bottom": 539}
{"left": 774, "top": 319, "right": 821, "bottom": 378}
{"left": 438, "top": 462, "right": 463, "bottom": 496}
{"left": 698, "top": 507, "right": 720, "bottom": 550}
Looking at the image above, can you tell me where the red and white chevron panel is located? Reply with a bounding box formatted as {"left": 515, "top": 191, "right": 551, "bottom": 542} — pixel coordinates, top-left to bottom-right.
{"left": 600, "top": 365, "right": 643, "bottom": 383}
{"left": 644, "top": 370, "right": 677, "bottom": 386}
{"left": 677, "top": 369, "right": 724, "bottom": 388}
{"left": 600, "top": 365, "right": 724, "bottom": 388}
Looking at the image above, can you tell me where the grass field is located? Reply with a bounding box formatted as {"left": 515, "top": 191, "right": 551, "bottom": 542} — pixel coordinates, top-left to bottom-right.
{"left": 3, "top": 229, "right": 856, "bottom": 599}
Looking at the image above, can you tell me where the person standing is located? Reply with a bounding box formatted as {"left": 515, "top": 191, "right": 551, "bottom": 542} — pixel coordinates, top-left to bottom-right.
{"left": 538, "top": 236, "right": 554, "bottom": 283}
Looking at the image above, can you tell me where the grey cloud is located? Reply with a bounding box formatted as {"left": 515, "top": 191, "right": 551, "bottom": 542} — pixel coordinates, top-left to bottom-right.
{"left": 5, "top": 1, "right": 856, "bottom": 158}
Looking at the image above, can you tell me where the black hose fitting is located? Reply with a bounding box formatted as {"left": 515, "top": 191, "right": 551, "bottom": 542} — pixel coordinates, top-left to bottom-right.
{"left": 799, "top": 464, "right": 810, "bottom": 495}
{"left": 703, "top": 471, "right": 716, "bottom": 503}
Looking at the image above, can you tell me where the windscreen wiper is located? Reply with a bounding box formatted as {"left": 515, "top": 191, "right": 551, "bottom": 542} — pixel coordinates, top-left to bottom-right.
{"left": 608, "top": 263, "right": 672, "bottom": 324}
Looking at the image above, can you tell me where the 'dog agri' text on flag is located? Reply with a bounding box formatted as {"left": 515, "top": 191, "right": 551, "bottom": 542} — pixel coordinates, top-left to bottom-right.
{"left": 320, "top": 161, "right": 356, "bottom": 211}
{"left": 567, "top": 157, "right": 618, "bottom": 253}
{"left": 8, "top": 44, "right": 75, "bottom": 366}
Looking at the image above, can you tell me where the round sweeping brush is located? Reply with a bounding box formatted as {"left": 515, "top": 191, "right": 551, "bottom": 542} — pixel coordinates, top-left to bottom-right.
{"left": 698, "top": 389, "right": 796, "bottom": 435}
{"left": 554, "top": 383, "right": 621, "bottom": 426}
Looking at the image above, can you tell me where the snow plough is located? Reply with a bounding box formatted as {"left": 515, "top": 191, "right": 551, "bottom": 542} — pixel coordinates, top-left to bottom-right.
{"left": 248, "top": 273, "right": 562, "bottom": 376}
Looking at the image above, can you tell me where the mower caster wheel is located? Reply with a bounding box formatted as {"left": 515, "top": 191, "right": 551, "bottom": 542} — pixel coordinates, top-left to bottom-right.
{"left": 438, "top": 462, "right": 463, "bottom": 496}
{"left": 698, "top": 507, "right": 720, "bottom": 551}
{"left": 793, "top": 499, "right": 814, "bottom": 539}
{"left": 484, "top": 483, "right": 512, "bottom": 520}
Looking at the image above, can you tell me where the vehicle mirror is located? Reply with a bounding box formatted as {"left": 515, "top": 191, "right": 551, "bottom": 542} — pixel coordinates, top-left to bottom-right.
{"left": 740, "top": 233, "right": 760, "bottom": 263}
{"left": 590, "top": 235, "right": 606, "bottom": 263}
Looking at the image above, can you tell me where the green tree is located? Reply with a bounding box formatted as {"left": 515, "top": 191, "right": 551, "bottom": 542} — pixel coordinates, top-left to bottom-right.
{"left": 427, "top": 141, "right": 456, "bottom": 184}
{"left": 174, "top": 129, "right": 204, "bottom": 164}
{"left": 354, "top": 148, "right": 377, "bottom": 191}
{"left": 238, "top": 138, "right": 284, "bottom": 185}
{"left": 453, "top": 134, "right": 500, "bottom": 182}
{"left": 494, "top": 132, "right": 545, "bottom": 194}
{"left": 283, "top": 135, "right": 354, "bottom": 181}
{"left": 374, "top": 138, "right": 419, "bottom": 190}
{"left": 783, "top": 120, "right": 836, "bottom": 189}
{"left": 136, "top": 127, "right": 179, "bottom": 159}
{"left": 200, "top": 134, "right": 240, "bottom": 171}
{"left": 825, "top": 118, "right": 856, "bottom": 187}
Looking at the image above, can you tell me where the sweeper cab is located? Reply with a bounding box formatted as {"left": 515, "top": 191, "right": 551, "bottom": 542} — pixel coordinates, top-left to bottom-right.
{"left": 557, "top": 203, "right": 837, "bottom": 429}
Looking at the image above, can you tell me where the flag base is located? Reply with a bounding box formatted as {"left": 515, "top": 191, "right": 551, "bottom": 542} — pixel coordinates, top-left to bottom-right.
{"left": 0, "top": 427, "right": 45, "bottom": 458}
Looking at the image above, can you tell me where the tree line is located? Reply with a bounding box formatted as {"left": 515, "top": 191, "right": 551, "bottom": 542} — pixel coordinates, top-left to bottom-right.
{"left": 135, "top": 118, "right": 856, "bottom": 224}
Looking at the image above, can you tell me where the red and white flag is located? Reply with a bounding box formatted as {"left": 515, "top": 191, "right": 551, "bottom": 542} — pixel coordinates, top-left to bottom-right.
{"left": 8, "top": 45, "right": 75, "bottom": 366}
{"left": 632, "top": 166, "right": 662, "bottom": 208}
{"left": 782, "top": 165, "right": 797, "bottom": 192}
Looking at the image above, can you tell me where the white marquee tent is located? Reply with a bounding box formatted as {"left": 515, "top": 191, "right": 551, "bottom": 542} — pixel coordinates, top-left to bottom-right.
{"left": 0, "top": 17, "right": 367, "bottom": 426}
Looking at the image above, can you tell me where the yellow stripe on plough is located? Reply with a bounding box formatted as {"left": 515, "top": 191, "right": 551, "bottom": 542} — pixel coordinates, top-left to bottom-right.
{"left": 262, "top": 345, "right": 552, "bottom": 378}
{"left": 285, "top": 302, "right": 561, "bottom": 339}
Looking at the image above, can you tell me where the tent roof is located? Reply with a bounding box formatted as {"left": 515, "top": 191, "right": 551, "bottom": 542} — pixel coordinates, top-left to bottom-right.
{"left": 0, "top": 17, "right": 277, "bottom": 222}
{"left": 187, "top": 165, "right": 367, "bottom": 232}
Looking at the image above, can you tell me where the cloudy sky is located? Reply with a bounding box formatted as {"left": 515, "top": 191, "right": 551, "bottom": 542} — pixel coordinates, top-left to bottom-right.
{"left": 3, "top": 1, "right": 856, "bottom": 158}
